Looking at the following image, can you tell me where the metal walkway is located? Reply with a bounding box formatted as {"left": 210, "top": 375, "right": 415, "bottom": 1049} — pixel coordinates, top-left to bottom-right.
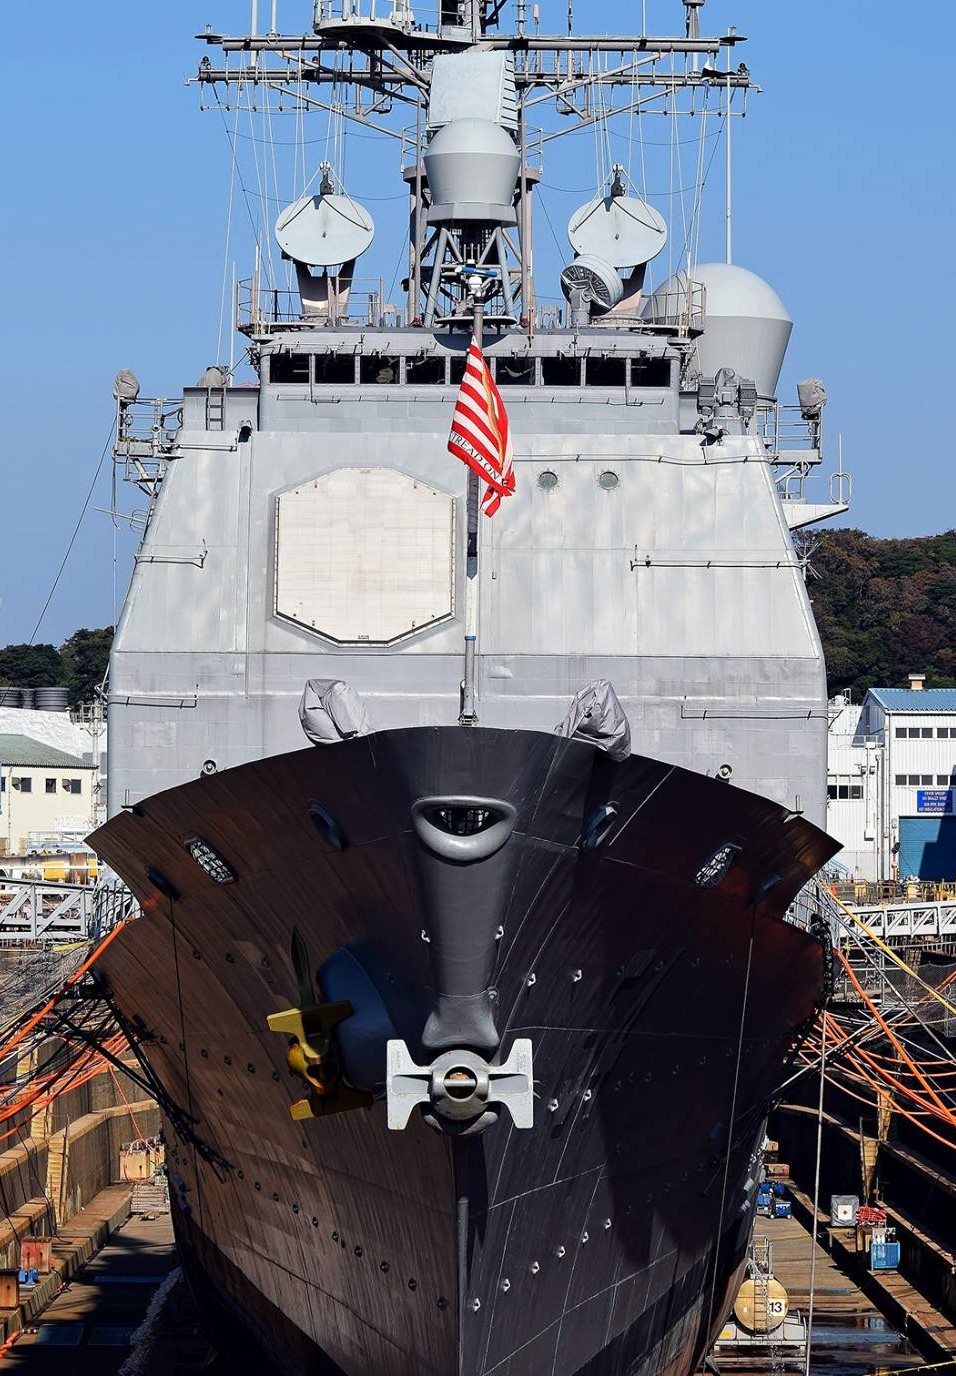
{"left": 0, "top": 881, "right": 137, "bottom": 944}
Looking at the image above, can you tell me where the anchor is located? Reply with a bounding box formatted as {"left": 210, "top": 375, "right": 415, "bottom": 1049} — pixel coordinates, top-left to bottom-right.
{"left": 267, "top": 929, "right": 372, "bottom": 1120}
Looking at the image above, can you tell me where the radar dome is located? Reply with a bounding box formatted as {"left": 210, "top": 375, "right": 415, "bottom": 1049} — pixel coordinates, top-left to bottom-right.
{"left": 643, "top": 263, "right": 792, "bottom": 399}
{"left": 424, "top": 119, "right": 520, "bottom": 223}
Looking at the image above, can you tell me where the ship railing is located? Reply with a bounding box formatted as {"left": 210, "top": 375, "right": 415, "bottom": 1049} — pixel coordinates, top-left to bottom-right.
{"left": 237, "top": 277, "right": 403, "bottom": 333}
{"left": 0, "top": 879, "right": 122, "bottom": 946}
{"left": 114, "top": 395, "right": 181, "bottom": 501}
{"left": 314, "top": 1, "right": 495, "bottom": 40}
{"left": 639, "top": 280, "right": 706, "bottom": 335}
{"left": 759, "top": 403, "right": 823, "bottom": 464}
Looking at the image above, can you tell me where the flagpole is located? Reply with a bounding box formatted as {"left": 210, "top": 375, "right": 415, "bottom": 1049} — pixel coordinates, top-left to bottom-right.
{"left": 459, "top": 290, "right": 483, "bottom": 726}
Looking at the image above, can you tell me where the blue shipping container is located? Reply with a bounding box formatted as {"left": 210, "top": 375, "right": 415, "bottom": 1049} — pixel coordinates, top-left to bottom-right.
{"left": 870, "top": 1241, "right": 901, "bottom": 1270}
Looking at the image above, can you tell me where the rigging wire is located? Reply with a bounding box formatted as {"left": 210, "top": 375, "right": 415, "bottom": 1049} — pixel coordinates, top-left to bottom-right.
{"left": 803, "top": 1014, "right": 828, "bottom": 1376}
{"left": 215, "top": 95, "right": 242, "bottom": 366}
{"left": 703, "top": 908, "right": 757, "bottom": 1345}
{"left": 29, "top": 418, "right": 116, "bottom": 647}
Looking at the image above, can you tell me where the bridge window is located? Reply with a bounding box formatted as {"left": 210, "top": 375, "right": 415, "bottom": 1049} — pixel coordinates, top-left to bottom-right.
{"left": 270, "top": 352, "right": 310, "bottom": 384}
{"left": 631, "top": 357, "right": 672, "bottom": 387}
{"left": 541, "top": 357, "right": 581, "bottom": 386}
{"left": 406, "top": 356, "right": 446, "bottom": 385}
{"left": 495, "top": 357, "right": 535, "bottom": 386}
{"left": 314, "top": 354, "right": 356, "bottom": 384}
{"left": 360, "top": 354, "right": 399, "bottom": 384}
{"left": 585, "top": 356, "right": 626, "bottom": 387}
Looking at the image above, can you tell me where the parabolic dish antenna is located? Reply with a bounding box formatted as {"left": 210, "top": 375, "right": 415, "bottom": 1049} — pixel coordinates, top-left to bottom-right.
{"left": 275, "top": 192, "right": 375, "bottom": 267}
{"left": 567, "top": 193, "right": 667, "bottom": 270}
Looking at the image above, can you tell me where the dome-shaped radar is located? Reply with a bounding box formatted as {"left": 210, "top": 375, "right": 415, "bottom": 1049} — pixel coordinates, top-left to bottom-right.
{"left": 275, "top": 191, "right": 375, "bottom": 267}
{"left": 643, "top": 263, "right": 792, "bottom": 399}
{"left": 568, "top": 193, "right": 667, "bottom": 270}
{"left": 424, "top": 119, "right": 520, "bottom": 223}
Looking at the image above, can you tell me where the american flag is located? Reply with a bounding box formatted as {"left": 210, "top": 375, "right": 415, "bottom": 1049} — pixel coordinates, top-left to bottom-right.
{"left": 447, "top": 336, "right": 516, "bottom": 517}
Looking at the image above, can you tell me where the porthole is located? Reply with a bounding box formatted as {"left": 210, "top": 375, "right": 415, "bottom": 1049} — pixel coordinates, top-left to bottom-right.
{"left": 538, "top": 470, "right": 559, "bottom": 491}
{"left": 598, "top": 470, "right": 620, "bottom": 490}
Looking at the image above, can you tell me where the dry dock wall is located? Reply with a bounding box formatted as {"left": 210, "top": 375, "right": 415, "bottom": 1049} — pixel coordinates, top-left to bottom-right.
{"left": 0, "top": 1053, "right": 159, "bottom": 1267}
{"left": 772, "top": 1101, "right": 956, "bottom": 1336}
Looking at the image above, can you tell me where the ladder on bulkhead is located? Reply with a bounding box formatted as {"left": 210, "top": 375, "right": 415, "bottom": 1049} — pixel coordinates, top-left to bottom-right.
{"left": 205, "top": 386, "right": 225, "bottom": 430}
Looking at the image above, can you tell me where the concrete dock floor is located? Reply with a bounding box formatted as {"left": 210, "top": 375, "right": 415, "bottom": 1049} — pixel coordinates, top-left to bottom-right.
{"left": 2, "top": 1194, "right": 937, "bottom": 1374}
{"left": 722, "top": 1211, "right": 928, "bottom": 1374}
{"left": 2, "top": 1210, "right": 212, "bottom": 1375}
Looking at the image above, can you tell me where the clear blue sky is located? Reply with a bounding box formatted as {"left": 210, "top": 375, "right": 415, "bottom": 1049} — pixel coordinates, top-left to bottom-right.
{"left": 2, "top": 0, "right": 953, "bottom": 646}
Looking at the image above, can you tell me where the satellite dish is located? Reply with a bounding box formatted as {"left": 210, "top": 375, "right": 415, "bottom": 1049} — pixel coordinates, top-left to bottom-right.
{"left": 275, "top": 192, "right": 375, "bottom": 267}
{"left": 568, "top": 193, "right": 667, "bottom": 270}
{"left": 560, "top": 255, "right": 624, "bottom": 312}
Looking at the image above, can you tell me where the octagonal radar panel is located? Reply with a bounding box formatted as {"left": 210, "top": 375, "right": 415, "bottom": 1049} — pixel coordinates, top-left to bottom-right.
{"left": 275, "top": 191, "right": 375, "bottom": 267}
{"left": 568, "top": 193, "right": 667, "bottom": 270}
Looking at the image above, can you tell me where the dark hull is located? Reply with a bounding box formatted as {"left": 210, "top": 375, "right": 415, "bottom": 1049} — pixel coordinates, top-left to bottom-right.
{"left": 91, "top": 727, "right": 835, "bottom": 1375}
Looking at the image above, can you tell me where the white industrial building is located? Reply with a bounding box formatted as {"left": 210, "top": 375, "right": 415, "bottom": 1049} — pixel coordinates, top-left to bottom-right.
{"left": 0, "top": 734, "right": 98, "bottom": 856}
{"left": 827, "top": 675, "right": 956, "bottom": 882}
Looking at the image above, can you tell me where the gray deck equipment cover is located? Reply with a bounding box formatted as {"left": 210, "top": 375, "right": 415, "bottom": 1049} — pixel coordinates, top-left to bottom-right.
{"left": 299, "top": 679, "right": 371, "bottom": 745}
{"left": 555, "top": 680, "right": 631, "bottom": 761}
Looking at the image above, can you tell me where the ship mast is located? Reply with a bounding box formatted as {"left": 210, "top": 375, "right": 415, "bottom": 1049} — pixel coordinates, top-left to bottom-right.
{"left": 194, "top": 3, "right": 755, "bottom": 336}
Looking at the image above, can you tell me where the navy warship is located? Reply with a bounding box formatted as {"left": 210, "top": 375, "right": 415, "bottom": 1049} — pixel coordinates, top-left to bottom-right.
{"left": 90, "top": 2, "right": 843, "bottom": 1372}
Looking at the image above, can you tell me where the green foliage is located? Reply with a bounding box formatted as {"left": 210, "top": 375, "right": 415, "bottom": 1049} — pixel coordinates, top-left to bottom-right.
{"left": 59, "top": 627, "right": 114, "bottom": 707}
{"left": 0, "top": 643, "right": 65, "bottom": 689}
{"left": 811, "top": 529, "right": 956, "bottom": 699}
{"left": 0, "top": 628, "right": 113, "bottom": 705}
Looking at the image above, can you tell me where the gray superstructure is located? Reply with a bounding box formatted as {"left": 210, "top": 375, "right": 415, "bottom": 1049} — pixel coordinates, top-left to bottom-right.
{"left": 107, "top": 2, "right": 844, "bottom": 825}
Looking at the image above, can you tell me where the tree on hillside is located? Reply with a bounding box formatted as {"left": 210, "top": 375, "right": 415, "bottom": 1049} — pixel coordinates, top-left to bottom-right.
{"left": 810, "top": 529, "right": 956, "bottom": 700}
{"left": 0, "top": 643, "right": 65, "bottom": 688}
{"left": 59, "top": 627, "right": 113, "bottom": 706}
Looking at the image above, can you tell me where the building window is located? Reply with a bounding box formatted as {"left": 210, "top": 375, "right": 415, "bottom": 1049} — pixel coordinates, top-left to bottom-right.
{"left": 922, "top": 774, "right": 933, "bottom": 785}
{"left": 908, "top": 775, "right": 920, "bottom": 785}
{"left": 827, "top": 775, "right": 863, "bottom": 801}
{"left": 541, "top": 356, "right": 581, "bottom": 386}
{"left": 938, "top": 775, "right": 953, "bottom": 786}
{"left": 895, "top": 774, "right": 907, "bottom": 785}
{"left": 15, "top": 777, "right": 31, "bottom": 793}
{"left": 0, "top": 777, "right": 4, "bottom": 792}
{"left": 585, "top": 356, "right": 627, "bottom": 387}
{"left": 495, "top": 357, "right": 536, "bottom": 386}
{"left": 314, "top": 353, "right": 356, "bottom": 384}
{"left": 45, "top": 778, "right": 56, "bottom": 794}
{"left": 405, "top": 356, "right": 446, "bottom": 385}
{"left": 938, "top": 727, "right": 951, "bottom": 739}
{"left": 908, "top": 728, "right": 921, "bottom": 738}
{"left": 359, "top": 354, "right": 399, "bottom": 384}
{"left": 631, "top": 356, "right": 672, "bottom": 387}
{"left": 63, "top": 779, "right": 82, "bottom": 795}
{"left": 921, "top": 727, "right": 933, "bottom": 739}
{"left": 895, "top": 727, "right": 906, "bottom": 739}
{"left": 269, "top": 352, "right": 310, "bottom": 384}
